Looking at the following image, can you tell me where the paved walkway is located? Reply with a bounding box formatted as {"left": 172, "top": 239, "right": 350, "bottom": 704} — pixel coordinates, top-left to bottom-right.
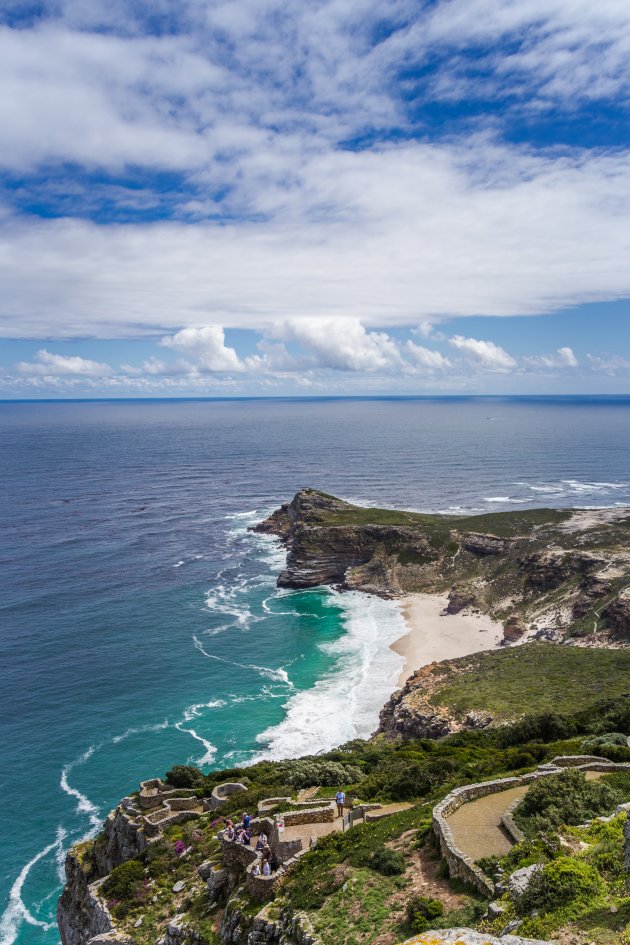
{"left": 446, "top": 771, "right": 603, "bottom": 860}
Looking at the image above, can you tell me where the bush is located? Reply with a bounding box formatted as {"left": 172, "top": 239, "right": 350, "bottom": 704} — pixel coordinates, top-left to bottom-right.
{"left": 102, "top": 860, "right": 144, "bottom": 901}
{"left": 406, "top": 895, "right": 444, "bottom": 932}
{"left": 369, "top": 846, "right": 406, "bottom": 875}
{"left": 165, "top": 764, "right": 205, "bottom": 788}
{"left": 514, "top": 769, "right": 623, "bottom": 835}
{"left": 282, "top": 759, "right": 364, "bottom": 788}
{"left": 581, "top": 732, "right": 627, "bottom": 752}
{"left": 517, "top": 857, "right": 604, "bottom": 914}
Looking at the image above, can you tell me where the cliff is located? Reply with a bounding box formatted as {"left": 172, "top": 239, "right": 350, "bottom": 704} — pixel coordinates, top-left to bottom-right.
{"left": 253, "top": 489, "right": 630, "bottom": 645}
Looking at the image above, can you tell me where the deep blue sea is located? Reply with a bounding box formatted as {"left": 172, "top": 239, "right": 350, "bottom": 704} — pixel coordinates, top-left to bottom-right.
{"left": 2, "top": 396, "right": 630, "bottom": 945}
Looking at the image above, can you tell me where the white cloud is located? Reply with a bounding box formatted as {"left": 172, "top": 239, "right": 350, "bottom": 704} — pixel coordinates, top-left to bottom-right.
{"left": 16, "top": 348, "right": 114, "bottom": 376}
{"left": 3, "top": 141, "right": 630, "bottom": 338}
{"left": 160, "top": 326, "right": 243, "bottom": 372}
{"left": 405, "top": 342, "right": 452, "bottom": 371}
{"left": 524, "top": 346, "right": 579, "bottom": 369}
{"left": 449, "top": 335, "right": 517, "bottom": 371}
{"left": 275, "top": 318, "right": 402, "bottom": 372}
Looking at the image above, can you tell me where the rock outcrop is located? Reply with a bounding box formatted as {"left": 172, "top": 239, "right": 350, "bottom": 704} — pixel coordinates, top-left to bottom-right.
{"left": 57, "top": 851, "right": 116, "bottom": 945}
{"left": 252, "top": 491, "right": 630, "bottom": 648}
{"left": 604, "top": 588, "right": 630, "bottom": 639}
{"left": 399, "top": 929, "right": 552, "bottom": 945}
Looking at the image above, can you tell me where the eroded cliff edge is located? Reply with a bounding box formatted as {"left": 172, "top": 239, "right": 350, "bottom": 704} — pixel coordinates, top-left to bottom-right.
{"left": 252, "top": 488, "right": 630, "bottom": 647}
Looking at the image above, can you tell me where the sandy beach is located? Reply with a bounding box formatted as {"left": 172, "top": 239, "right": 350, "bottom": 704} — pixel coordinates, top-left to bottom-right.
{"left": 392, "top": 593, "right": 504, "bottom": 686}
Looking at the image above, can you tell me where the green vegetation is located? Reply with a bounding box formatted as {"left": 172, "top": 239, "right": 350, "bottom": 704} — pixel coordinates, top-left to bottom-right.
{"left": 102, "top": 860, "right": 145, "bottom": 902}
{"left": 513, "top": 769, "right": 627, "bottom": 836}
{"left": 310, "top": 490, "right": 570, "bottom": 538}
{"left": 428, "top": 643, "right": 630, "bottom": 723}
{"left": 369, "top": 846, "right": 406, "bottom": 875}
{"left": 517, "top": 857, "right": 605, "bottom": 914}
{"left": 406, "top": 895, "right": 445, "bottom": 932}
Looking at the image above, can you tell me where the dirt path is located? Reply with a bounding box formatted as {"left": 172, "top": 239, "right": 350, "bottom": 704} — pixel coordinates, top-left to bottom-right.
{"left": 446, "top": 771, "right": 603, "bottom": 860}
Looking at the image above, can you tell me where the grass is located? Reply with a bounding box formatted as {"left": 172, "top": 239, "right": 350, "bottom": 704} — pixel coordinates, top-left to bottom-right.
{"left": 428, "top": 643, "right": 630, "bottom": 722}
{"left": 306, "top": 488, "right": 571, "bottom": 538}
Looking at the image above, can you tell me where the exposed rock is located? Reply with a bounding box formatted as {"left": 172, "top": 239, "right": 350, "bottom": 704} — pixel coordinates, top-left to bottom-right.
{"left": 603, "top": 588, "right": 630, "bottom": 639}
{"left": 94, "top": 806, "right": 148, "bottom": 876}
{"left": 460, "top": 533, "right": 517, "bottom": 556}
{"left": 57, "top": 852, "right": 114, "bottom": 945}
{"left": 501, "top": 615, "right": 526, "bottom": 645}
{"left": 508, "top": 863, "right": 543, "bottom": 899}
{"left": 399, "top": 929, "right": 552, "bottom": 945}
{"left": 487, "top": 901, "right": 507, "bottom": 919}
{"left": 446, "top": 585, "right": 480, "bottom": 614}
{"left": 465, "top": 709, "right": 493, "bottom": 729}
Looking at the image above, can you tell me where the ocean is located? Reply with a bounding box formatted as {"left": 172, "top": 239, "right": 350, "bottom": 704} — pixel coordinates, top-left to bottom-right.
{"left": 1, "top": 396, "right": 630, "bottom": 945}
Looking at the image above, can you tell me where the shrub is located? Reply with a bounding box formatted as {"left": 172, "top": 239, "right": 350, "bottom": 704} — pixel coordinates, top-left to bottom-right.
{"left": 369, "top": 846, "right": 406, "bottom": 875}
{"left": 165, "top": 764, "right": 205, "bottom": 788}
{"left": 514, "top": 769, "right": 623, "bottom": 835}
{"left": 581, "top": 732, "right": 627, "bottom": 752}
{"left": 517, "top": 857, "right": 604, "bottom": 914}
{"left": 406, "top": 895, "right": 444, "bottom": 932}
{"left": 102, "top": 860, "right": 144, "bottom": 901}
{"left": 283, "top": 760, "right": 364, "bottom": 788}
{"left": 506, "top": 751, "right": 537, "bottom": 770}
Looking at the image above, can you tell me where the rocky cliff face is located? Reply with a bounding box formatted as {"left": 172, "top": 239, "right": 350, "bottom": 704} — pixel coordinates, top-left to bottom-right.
{"left": 378, "top": 658, "right": 494, "bottom": 740}
{"left": 253, "top": 489, "right": 630, "bottom": 646}
{"left": 57, "top": 851, "right": 118, "bottom": 945}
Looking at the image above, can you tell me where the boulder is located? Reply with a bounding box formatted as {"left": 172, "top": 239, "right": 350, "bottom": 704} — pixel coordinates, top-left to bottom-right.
{"left": 508, "top": 863, "right": 542, "bottom": 899}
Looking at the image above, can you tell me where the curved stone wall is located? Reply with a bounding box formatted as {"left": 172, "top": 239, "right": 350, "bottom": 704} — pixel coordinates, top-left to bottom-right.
{"left": 432, "top": 760, "right": 630, "bottom": 897}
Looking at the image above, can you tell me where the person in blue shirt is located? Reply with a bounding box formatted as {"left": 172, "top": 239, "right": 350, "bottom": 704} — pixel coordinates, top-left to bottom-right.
{"left": 335, "top": 790, "right": 345, "bottom": 818}
{"left": 242, "top": 811, "right": 251, "bottom": 829}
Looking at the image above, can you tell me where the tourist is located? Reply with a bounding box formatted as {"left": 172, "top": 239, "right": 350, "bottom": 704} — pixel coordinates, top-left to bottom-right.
{"left": 242, "top": 811, "right": 251, "bottom": 829}
{"left": 261, "top": 844, "right": 272, "bottom": 863}
{"left": 235, "top": 828, "right": 245, "bottom": 843}
{"left": 262, "top": 860, "right": 271, "bottom": 876}
{"left": 241, "top": 828, "right": 252, "bottom": 845}
{"left": 335, "top": 789, "right": 346, "bottom": 818}
{"left": 255, "top": 833, "right": 267, "bottom": 850}
{"left": 225, "top": 825, "right": 235, "bottom": 841}
{"left": 251, "top": 862, "right": 261, "bottom": 876}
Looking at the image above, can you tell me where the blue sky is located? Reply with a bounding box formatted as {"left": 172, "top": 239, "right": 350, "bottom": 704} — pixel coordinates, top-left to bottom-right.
{"left": 1, "top": 0, "right": 630, "bottom": 396}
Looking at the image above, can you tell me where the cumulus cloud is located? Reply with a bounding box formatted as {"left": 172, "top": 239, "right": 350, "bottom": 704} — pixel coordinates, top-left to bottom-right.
{"left": 524, "top": 346, "right": 579, "bottom": 369}
{"left": 160, "top": 326, "right": 243, "bottom": 372}
{"left": 16, "top": 348, "right": 114, "bottom": 376}
{"left": 448, "top": 335, "right": 517, "bottom": 371}
{"left": 405, "top": 342, "right": 452, "bottom": 371}
{"left": 275, "top": 318, "right": 402, "bottom": 372}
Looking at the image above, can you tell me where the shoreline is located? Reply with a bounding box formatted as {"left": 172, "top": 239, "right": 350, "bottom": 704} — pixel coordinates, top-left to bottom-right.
{"left": 391, "top": 593, "right": 504, "bottom": 686}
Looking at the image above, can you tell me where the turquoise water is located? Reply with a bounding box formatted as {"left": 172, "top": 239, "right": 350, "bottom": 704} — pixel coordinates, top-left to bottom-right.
{"left": 2, "top": 396, "right": 630, "bottom": 945}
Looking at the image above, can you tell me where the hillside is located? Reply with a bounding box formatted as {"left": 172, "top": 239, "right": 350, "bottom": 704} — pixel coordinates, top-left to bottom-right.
{"left": 253, "top": 489, "right": 630, "bottom": 646}
{"left": 57, "top": 696, "right": 630, "bottom": 945}
{"left": 379, "top": 643, "right": 630, "bottom": 739}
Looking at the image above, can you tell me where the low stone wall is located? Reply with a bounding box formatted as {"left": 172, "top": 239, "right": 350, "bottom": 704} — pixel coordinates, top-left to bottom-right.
{"left": 548, "top": 755, "right": 611, "bottom": 767}
{"left": 258, "top": 796, "right": 290, "bottom": 813}
{"left": 432, "top": 760, "right": 630, "bottom": 898}
{"left": 138, "top": 779, "right": 196, "bottom": 811}
{"left": 274, "top": 836, "right": 303, "bottom": 862}
{"left": 166, "top": 797, "right": 201, "bottom": 812}
{"left": 142, "top": 810, "right": 200, "bottom": 838}
{"left": 210, "top": 782, "right": 247, "bottom": 809}
{"left": 218, "top": 837, "right": 259, "bottom": 870}
{"left": 282, "top": 805, "right": 334, "bottom": 826}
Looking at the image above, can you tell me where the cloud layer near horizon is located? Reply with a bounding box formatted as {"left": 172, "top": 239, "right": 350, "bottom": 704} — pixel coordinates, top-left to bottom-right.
{"left": 1, "top": 0, "right": 630, "bottom": 390}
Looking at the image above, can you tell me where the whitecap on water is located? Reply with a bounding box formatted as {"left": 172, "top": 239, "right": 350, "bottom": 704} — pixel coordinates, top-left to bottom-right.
{"left": 0, "top": 827, "right": 67, "bottom": 945}
{"left": 251, "top": 591, "right": 406, "bottom": 761}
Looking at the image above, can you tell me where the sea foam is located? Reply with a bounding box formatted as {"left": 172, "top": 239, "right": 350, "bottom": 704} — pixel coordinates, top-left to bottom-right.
{"left": 252, "top": 591, "right": 406, "bottom": 761}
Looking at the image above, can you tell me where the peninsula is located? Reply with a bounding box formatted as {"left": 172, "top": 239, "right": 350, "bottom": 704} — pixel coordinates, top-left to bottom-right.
{"left": 57, "top": 489, "right": 630, "bottom": 945}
